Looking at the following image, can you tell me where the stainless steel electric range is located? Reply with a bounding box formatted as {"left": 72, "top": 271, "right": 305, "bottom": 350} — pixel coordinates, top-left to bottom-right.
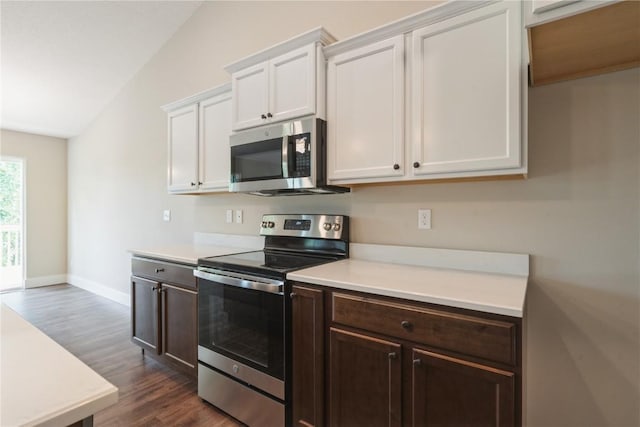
{"left": 194, "top": 214, "right": 349, "bottom": 426}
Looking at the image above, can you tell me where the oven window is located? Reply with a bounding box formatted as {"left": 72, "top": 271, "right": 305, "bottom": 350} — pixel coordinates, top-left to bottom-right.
{"left": 231, "top": 138, "right": 283, "bottom": 182}
{"left": 198, "top": 280, "right": 284, "bottom": 379}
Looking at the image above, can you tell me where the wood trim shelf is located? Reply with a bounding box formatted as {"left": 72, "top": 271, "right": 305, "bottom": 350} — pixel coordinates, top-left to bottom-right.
{"left": 529, "top": 0, "right": 640, "bottom": 86}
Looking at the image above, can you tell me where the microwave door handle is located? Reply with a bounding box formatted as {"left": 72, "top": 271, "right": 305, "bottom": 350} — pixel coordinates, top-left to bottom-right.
{"left": 282, "top": 136, "right": 289, "bottom": 178}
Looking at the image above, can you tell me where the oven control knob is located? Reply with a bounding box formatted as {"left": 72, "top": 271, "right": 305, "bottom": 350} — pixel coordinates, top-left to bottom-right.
{"left": 261, "top": 221, "right": 267, "bottom": 228}
{"left": 333, "top": 223, "right": 341, "bottom": 231}
{"left": 232, "top": 364, "right": 239, "bottom": 374}
{"left": 323, "top": 222, "right": 332, "bottom": 231}
{"left": 268, "top": 221, "right": 275, "bottom": 228}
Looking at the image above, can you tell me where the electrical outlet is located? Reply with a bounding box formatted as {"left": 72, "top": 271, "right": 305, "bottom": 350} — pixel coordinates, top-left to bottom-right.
{"left": 163, "top": 210, "right": 171, "bottom": 222}
{"left": 226, "top": 209, "right": 233, "bottom": 223}
{"left": 235, "top": 209, "right": 243, "bottom": 224}
{"left": 418, "top": 209, "right": 431, "bottom": 229}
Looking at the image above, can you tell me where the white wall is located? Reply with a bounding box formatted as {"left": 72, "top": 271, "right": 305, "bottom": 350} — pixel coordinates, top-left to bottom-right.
{"left": 67, "top": 2, "right": 639, "bottom": 426}
{"left": 0, "top": 129, "right": 67, "bottom": 286}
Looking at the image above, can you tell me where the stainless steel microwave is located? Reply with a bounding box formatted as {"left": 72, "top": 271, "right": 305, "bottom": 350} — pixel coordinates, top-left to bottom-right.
{"left": 229, "top": 116, "right": 349, "bottom": 196}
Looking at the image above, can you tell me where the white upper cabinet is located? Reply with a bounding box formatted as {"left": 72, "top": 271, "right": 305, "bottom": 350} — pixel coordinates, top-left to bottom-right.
{"left": 163, "top": 83, "right": 232, "bottom": 194}
{"left": 198, "top": 90, "right": 232, "bottom": 192}
{"left": 269, "top": 45, "right": 317, "bottom": 123}
{"left": 327, "top": 36, "right": 405, "bottom": 181}
{"left": 324, "top": 0, "right": 527, "bottom": 185}
{"left": 411, "top": 0, "right": 521, "bottom": 176}
{"left": 231, "top": 63, "right": 269, "bottom": 131}
{"left": 167, "top": 104, "right": 198, "bottom": 193}
{"left": 225, "top": 28, "right": 336, "bottom": 131}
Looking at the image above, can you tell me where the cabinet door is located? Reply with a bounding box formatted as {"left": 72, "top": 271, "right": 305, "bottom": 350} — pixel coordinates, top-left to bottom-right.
{"left": 231, "top": 61, "right": 269, "bottom": 130}
{"left": 327, "top": 35, "right": 405, "bottom": 182}
{"left": 269, "top": 44, "right": 316, "bottom": 123}
{"left": 199, "top": 91, "right": 232, "bottom": 192}
{"left": 411, "top": 1, "right": 521, "bottom": 176}
{"left": 161, "top": 284, "right": 198, "bottom": 375}
{"left": 329, "top": 328, "right": 402, "bottom": 427}
{"left": 411, "top": 348, "right": 515, "bottom": 427}
{"left": 131, "top": 276, "right": 161, "bottom": 354}
{"left": 291, "top": 285, "right": 325, "bottom": 427}
{"left": 167, "top": 104, "right": 199, "bottom": 193}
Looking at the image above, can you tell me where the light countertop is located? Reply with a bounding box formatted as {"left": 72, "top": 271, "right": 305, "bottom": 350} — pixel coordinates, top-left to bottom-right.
{"left": 130, "top": 232, "right": 265, "bottom": 265}
{"left": 129, "top": 244, "right": 256, "bottom": 265}
{"left": 288, "top": 244, "right": 528, "bottom": 318}
{"left": 1, "top": 304, "right": 118, "bottom": 427}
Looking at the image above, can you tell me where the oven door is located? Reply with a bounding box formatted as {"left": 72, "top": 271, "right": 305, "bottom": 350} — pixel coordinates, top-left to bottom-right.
{"left": 195, "top": 268, "right": 285, "bottom": 380}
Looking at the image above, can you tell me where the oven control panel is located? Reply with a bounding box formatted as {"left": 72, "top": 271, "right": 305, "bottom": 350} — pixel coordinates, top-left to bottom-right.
{"left": 260, "top": 214, "right": 348, "bottom": 240}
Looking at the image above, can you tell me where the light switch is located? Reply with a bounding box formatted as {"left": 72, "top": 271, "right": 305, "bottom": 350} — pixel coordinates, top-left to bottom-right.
{"left": 226, "top": 209, "right": 233, "bottom": 223}
{"left": 163, "top": 210, "right": 171, "bottom": 222}
{"left": 235, "top": 209, "right": 243, "bottom": 224}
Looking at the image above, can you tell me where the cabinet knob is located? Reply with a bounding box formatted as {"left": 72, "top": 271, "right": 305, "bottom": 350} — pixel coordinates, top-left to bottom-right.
{"left": 413, "top": 162, "right": 420, "bottom": 168}
{"left": 155, "top": 268, "right": 165, "bottom": 273}
{"left": 198, "top": 181, "right": 203, "bottom": 185}
{"left": 388, "top": 352, "right": 397, "bottom": 360}
{"left": 290, "top": 292, "right": 297, "bottom": 299}
{"left": 151, "top": 286, "right": 158, "bottom": 291}
{"left": 393, "top": 163, "right": 400, "bottom": 170}
{"left": 413, "top": 358, "right": 422, "bottom": 366}
{"left": 261, "top": 114, "right": 267, "bottom": 120}
{"left": 267, "top": 112, "right": 273, "bottom": 118}
{"left": 190, "top": 182, "right": 196, "bottom": 186}
{"left": 401, "top": 320, "right": 412, "bottom": 329}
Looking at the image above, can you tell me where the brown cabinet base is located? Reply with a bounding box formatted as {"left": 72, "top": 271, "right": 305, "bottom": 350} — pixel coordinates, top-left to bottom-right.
{"left": 131, "top": 258, "right": 198, "bottom": 379}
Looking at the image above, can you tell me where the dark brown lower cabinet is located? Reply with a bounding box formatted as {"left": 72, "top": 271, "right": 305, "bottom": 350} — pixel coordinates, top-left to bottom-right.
{"left": 291, "top": 285, "right": 325, "bottom": 427}
{"left": 291, "top": 283, "right": 522, "bottom": 427}
{"left": 412, "top": 348, "right": 515, "bottom": 427}
{"left": 131, "top": 276, "right": 160, "bottom": 353}
{"left": 160, "top": 283, "right": 198, "bottom": 374}
{"left": 329, "top": 328, "right": 402, "bottom": 427}
{"left": 131, "top": 257, "right": 198, "bottom": 377}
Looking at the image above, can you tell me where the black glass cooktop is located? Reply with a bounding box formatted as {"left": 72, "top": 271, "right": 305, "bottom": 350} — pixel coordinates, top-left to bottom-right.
{"left": 198, "top": 250, "right": 339, "bottom": 280}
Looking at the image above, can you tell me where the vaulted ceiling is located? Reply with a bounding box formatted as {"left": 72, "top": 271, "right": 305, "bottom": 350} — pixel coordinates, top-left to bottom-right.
{"left": 1, "top": 1, "right": 203, "bottom": 139}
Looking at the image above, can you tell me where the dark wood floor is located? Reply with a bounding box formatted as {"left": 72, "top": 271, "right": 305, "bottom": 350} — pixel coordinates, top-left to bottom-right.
{"left": 0, "top": 284, "right": 242, "bottom": 427}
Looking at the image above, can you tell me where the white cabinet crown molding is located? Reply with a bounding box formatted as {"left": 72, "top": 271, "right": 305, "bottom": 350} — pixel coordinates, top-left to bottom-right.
{"left": 161, "top": 82, "right": 232, "bottom": 112}
{"left": 224, "top": 26, "right": 336, "bottom": 74}
{"left": 323, "top": 0, "right": 496, "bottom": 58}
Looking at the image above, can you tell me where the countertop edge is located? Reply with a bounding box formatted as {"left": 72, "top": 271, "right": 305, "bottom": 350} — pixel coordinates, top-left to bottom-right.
{"left": 287, "top": 272, "right": 524, "bottom": 318}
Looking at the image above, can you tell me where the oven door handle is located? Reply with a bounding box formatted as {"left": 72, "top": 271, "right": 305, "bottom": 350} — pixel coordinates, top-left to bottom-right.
{"left": 194, "top": 269, "right": 284, "bottom": 295}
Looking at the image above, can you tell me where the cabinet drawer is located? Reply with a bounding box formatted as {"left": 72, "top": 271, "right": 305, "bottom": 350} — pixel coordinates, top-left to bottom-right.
{"left": 132, "top": 257, "right": 196, "bottom": 290}
{"left": 331, "top": 293, "right": 516, "bottom": 365}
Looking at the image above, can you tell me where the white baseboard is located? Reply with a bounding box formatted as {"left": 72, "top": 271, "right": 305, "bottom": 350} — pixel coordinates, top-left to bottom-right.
{"left": 24, "top": 274, "right": 67, "bottom": 289}
{"left": 66, "top": 274, "right": 130, "bottom": 307}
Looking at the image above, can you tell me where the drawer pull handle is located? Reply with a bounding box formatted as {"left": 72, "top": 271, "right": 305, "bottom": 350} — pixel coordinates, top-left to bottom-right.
{"left": 155, "top": 268, "right": 165, "bottom": 273}
{"left": 388, "top": 352, "right": 397, "bottom": 360}
{"left": 413, "top": 358, "right": 422, "bottom": 366}
{"left": 401, "top": 320, "right": 412, "bottom": 329}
